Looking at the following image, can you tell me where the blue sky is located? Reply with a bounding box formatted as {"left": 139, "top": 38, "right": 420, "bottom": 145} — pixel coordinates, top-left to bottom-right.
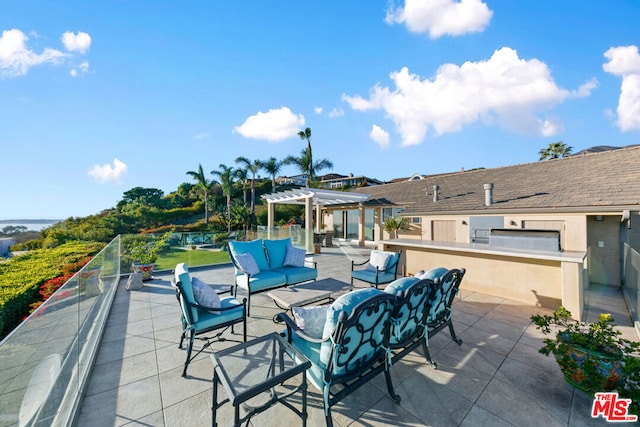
{"left": 1, "top": 1, "right": 639, "bottom": 220}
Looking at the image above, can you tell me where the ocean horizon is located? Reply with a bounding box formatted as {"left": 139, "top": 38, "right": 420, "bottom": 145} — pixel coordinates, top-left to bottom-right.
{"left": 0, "top": 219, "right": 61, "bottom": 231}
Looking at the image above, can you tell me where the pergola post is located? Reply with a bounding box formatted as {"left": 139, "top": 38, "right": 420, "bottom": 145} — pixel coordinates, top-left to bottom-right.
{"left": 315, "top": 203, "right": 322, "bottom": 233}
{"left": 358, "top": 203, "right": 365, "bottom": 246}
{"left": 267, "top": 201, "right": 275, "bottom": 240}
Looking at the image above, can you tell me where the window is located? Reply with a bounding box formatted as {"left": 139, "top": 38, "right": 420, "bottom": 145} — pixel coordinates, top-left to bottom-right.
{"left": 411, "top": 217, "right": 421, "bottom": 224}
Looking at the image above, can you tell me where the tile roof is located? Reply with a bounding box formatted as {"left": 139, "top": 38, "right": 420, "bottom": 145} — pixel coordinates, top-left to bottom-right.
{"left": 351, "top": 145, "right": 640, "bottom": 215}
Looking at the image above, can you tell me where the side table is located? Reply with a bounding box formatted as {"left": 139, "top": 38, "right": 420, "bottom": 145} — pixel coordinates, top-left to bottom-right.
{"left": 210, "top": 332, "right": 311, "bottom": 427}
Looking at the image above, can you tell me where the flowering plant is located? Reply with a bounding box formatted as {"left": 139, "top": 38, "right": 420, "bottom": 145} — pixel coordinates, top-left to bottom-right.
{"left": 531, "top": 307, "right": 640, "bottom": 415}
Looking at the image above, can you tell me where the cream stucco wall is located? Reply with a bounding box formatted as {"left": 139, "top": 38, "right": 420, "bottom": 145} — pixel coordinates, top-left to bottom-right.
{"left": 382, "top": 239, "right": 587, "bottom": 320}
{"left": 406, "top": 213, "right": 588, "bottom": 251}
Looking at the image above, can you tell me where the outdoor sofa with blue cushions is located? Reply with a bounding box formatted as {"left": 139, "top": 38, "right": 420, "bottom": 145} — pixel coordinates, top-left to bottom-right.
{"left": 173, "top": 262, "right": 247, "bottom": 377}
{"left": 351, "top": 249, "right": 402, "bottom": 288}
{"left": 228, "top": 238, "right": 317, "bottom": 316}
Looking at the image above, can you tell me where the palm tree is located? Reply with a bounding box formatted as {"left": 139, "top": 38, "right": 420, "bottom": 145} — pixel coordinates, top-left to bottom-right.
{"left": 284, "top": 147, "right": 333, "bottom": 187}
{"left": 235, "top": 156, "right": 262, "bottom": 214}
{"left": 185, "top": 164, "right": 211, "bottom": 224}
{"left": 298, "top": 127, "right": 312, "bottom": 161}
{"left": 211, "top": 164, "right": 235, "bottom": 233}
{"left": 539, "top": 141, "right": 573, "bottom": 161}
{"left": 235, "top": 167, "right": 249, "bottom": 207}
{"left": 261, "top": 157, "right": 283, "bottom": 190}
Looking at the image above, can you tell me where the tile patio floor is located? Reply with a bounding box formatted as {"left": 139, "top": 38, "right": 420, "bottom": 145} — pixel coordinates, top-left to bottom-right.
{"left": 77, "top": 245, "right": 638, "bottom": 426}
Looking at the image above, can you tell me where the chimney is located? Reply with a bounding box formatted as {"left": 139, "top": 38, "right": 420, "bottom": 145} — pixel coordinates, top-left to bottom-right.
{"left": 433, "top": 185, "right": 439, "bottom": 202}
{"left": 484, "top": 183, "right": 494, "bottom": 206}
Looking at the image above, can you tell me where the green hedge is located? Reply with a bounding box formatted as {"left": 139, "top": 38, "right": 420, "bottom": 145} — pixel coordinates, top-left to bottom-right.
{"left": 0, "top": 241, "right": 103, "bottom": 340}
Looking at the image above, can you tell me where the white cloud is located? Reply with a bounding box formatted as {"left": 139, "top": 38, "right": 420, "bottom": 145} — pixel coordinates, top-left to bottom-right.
{"left": 343, "top": 47, "right": 590, "bottom": 145}
{"left": 385, "top": 0, "right": 493, "bottom": 38}
{"left": 314, "top": 106, "right": 323, "bottom": 114}
{"left": 328, "top": 107, "right": 344, "bottom": 118}
{"left": 540, "top": 118, "right": 564, "bottom": 137}
{"left": 603, "top": 45, "right": 640, "bottom": 131}
{"left": 193, "top": 132, "right": 210, "bottom": 140}
{"left": 70, "top": 60, "right": 90, "bottom": 77}
{"left": 0, "top": 29, "right": 67, "bottom": 78}
{"left": 88, "top": 158, "right": 128, "bottom": 183}
{"left": 370, "top": 125, "right": 390, "bottom": 148}
{"left": 233, "top": 106, "right": 305, "bottom": 141}
{"left": 62, "top": 31, "right": 91, "bottom": 53}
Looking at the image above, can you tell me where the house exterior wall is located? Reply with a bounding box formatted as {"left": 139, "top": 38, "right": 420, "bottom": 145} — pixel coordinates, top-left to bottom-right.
{"left": 408, "top": 213, "right": 588, "bottom": 251}
{"left": 382, "top": 240, "right": 587, "bottom": 319}
{"left": 587, "top": 215, "right": 622, "bottom": 286}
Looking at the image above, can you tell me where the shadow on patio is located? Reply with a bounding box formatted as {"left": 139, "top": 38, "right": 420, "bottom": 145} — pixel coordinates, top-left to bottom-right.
{"left": 78, "top": 245, "right": 636, "bottom": 426}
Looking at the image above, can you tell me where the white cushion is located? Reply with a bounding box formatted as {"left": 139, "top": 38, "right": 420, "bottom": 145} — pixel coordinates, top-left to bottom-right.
{"left": 235, "top": 252, "right": 260, "bottom": 275}
{"left": 284, "top": 245, "right": 306, "bottom": 267}
{"left": 191, "top": 277, "right": 221, "bottom": 312}
{"left": 292, "top": 305, "right": 329, "bottom": 339}
{"left": 366, "top": 250, "right": 391, "bottom": 272}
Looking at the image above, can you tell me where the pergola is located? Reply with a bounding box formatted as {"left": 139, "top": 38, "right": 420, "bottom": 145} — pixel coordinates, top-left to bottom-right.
{"left": 261, "top": 188, "right": 370, "bottom": 251}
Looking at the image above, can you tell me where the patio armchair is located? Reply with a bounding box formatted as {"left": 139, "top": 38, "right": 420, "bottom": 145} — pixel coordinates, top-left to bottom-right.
{"left": 173, "top": 263, "right": 247, "bottom": 377}
{"left": 277, "top": 288, "right": 399, "bottom": 427}
{"left": 383, "top": 277, "right": 440, "bottom": 367}
{"left": 351, "top": 249, "right": 402, "bottom": 288}
{"left": 426, "top": 268, "right": 466, "bottom": 358}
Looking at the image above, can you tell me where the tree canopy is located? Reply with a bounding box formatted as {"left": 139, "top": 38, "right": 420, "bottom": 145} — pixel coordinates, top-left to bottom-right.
{"left": 539, "top": 141, "right": 573, "bottom": 161}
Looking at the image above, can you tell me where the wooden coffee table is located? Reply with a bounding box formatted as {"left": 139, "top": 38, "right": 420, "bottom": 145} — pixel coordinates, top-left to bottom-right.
{"left": 268, "top": 278, "right": 352, "bottom": 310}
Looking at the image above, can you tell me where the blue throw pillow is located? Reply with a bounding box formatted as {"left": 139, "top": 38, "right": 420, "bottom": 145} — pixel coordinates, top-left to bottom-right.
{"left": 384, "top": 276, "right": 420, "bottom": 296}
{"left": 230, "top": 240, "right": 269, "bottom": 271}
{"left": 234, "top": 252, "right": 260, "bottom": 275}
{"left": 191, "top": 277, "right": 221, "bottom": 313}
{"left": 292, "top": 305, "right": 329, "bottom": 339}
{"left": 284, "top": 245, "right": 306, "bottom": 267}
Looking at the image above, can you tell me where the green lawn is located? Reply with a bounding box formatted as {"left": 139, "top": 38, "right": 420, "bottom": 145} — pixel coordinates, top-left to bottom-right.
{"left": 155, "top": 248, "right": 230, "bottom": 271}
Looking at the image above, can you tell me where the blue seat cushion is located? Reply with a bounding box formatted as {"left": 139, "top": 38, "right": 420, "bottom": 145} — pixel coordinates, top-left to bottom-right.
{"left": 264, "top": 238, "right": 291, "bottom": 269}
{"left": 320, "top": 288, "right": 384, "bottom": 368}
{"left": 193, "top": 297, "right": 244, "bottom": 332}
{"left": 236, "top": 270, "right": 287, "bottom": 292}
{"left": 352, "top": 269, "right": 396, "bottom": 285}
{"left": 286, "top": 330, "right": 325, "bottom": 390}
{"left": 384, "top": 276, "right": 420, "bottom": 297}
{"left": 420, "top": 267, "right": 448, "bottom": 280}
{"left": 273, "top": 266, "right": 318, "bottom": 284}
{"left": 230, "top": 240, "right": 270, "bottom": 271}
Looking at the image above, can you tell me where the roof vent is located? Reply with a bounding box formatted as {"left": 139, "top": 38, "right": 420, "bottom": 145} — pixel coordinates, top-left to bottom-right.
{"left": 484, "top": 183, "right": 494, "bottom": 206}
{"left": 433, "top": 185, "right": 439, "bottom": 202}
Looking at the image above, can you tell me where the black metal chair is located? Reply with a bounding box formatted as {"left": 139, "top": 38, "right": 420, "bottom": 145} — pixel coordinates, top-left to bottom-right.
{"left": 385, "top": 277, "right": 440, "bottom": 367}
{"left": 277, "top": 288, "right": 399, "bottom": 427}
{"left": 425, "top": 268, "right": 466, "bottom": 361}
{"left": 351, "top": 250, "right": 402, "bottom": 288}
{"left": 173, "top": 263, "right": 247, "bottom": 377}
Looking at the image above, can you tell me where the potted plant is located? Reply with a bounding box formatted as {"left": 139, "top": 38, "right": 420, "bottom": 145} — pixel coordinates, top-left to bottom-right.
{"left": 383, "top": 216, "right": 408, "bottom": 239}
{"left": 127, "top": 233, "right": 169, "bottom": 281}
{"left": 531, "top": 307, "right": 640, "bottom": 414}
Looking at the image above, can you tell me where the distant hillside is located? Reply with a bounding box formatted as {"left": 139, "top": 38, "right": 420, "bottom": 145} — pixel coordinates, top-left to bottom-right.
{"left": 572, "top": 144, "right": 640, "bottom": 156}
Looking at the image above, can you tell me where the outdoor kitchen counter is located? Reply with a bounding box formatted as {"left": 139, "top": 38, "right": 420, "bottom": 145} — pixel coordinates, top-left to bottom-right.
{"left": 379, "top": 238, "right": 588, "bottom": 320}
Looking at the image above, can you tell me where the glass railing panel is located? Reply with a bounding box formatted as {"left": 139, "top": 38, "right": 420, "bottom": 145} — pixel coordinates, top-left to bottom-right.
{"left": 120, "top": 232, "right": 232, "bottom": 274}
{"left": 0, "top": 235, "right": 120, "bottom": 427}
{"left": 255, "top": 225, "right": 309, "bottom": 250}
{"left": 622, "top": 243, "right": 640, "bottom": 337}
